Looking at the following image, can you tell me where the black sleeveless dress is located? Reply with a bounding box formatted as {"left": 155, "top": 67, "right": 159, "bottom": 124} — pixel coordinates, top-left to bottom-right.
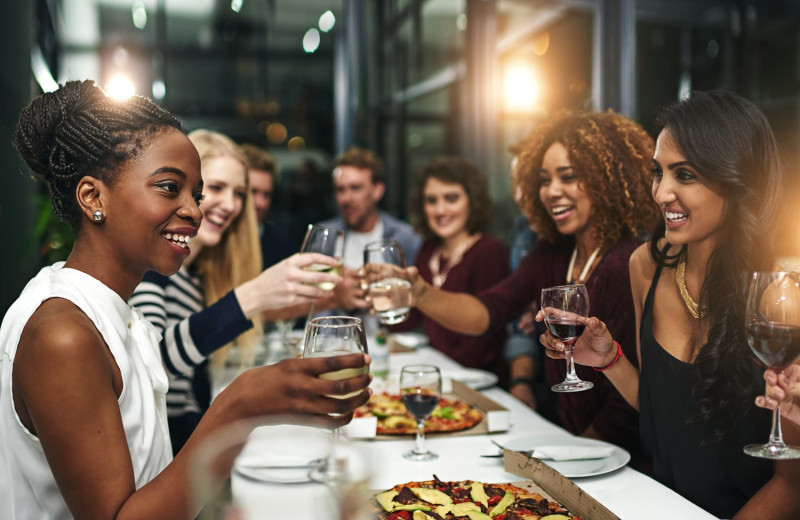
{"left": 639, "top": 258, "right": 772, "bottom": 518}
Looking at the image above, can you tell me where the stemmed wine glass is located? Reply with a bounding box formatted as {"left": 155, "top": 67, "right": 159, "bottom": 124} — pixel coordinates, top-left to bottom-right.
{"left": 301, "top": 224, "right": 345, "bottom": 290}
{"left": 363, "top": 239, "right": 412, "bottom": 325}
{"left": 303, "top": 316, "right": 370, "bottom": 480}
{"left": 400, "top": 364, "right": 441, "bottom": 461}
{"left": 744, "top": 271, "right": 800, "bottom": 459}
{"left": 541, "top": 284, "right": 593, "bottom": 392}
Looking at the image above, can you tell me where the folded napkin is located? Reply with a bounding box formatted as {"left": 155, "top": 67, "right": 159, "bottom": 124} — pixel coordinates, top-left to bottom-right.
{"left": 529, "top": 445, "right": 615, "bottom": 461}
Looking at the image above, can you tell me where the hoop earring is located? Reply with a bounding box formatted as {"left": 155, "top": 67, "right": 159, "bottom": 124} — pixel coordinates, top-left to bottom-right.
{"left": 92, "top": 210, "right": 105, "bottom": 222}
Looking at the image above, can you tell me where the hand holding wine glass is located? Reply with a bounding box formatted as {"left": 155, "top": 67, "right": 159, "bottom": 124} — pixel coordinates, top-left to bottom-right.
{"left": 541, "top": 284, "right": 593, "bottom": 392}
{"left": 400, "top": 364, "right": 441, "bottom": 461}
{"left": 363, "top": 239, "right": 412, "bottom": 325}
{"left": 301, "top": 224, "right": 345, "bottom": 290}
{"left": 303, "top": 316, "right": 370, "bottom": 481}
{"left": 744, "top": 271, "right": 800, "bottom": 459}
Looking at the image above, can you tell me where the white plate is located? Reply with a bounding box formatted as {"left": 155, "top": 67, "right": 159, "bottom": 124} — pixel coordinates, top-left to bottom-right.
{"left": 390, "top": 332, "right": 429, "bottom": 349}
{"left": 445, "top": 369, "right": 499, "bottom": 390}
{"left": 503, "top": 435, "right": 630, "bottom": 478}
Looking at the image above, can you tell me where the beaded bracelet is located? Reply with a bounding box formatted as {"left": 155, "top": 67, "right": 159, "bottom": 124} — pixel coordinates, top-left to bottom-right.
{"left": 593, "top": 341, "right": 623, "bottom": 372}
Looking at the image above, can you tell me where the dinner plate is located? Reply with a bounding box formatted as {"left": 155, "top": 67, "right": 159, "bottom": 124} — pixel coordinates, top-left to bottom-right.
{"left": 503, "top": 435, "right": 630, "bottom": 478}
{"left": 445, "top": 369, "right": 499, "bottom": 390}
{"left": 390, "top": 332, "right": 429, "bottom": 349}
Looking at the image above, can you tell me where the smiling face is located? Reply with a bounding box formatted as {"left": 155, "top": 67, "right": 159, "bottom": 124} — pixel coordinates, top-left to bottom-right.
{"left": 423, "top": 177, "right": 470, "bottom": 243}
{"left": 651, "top": 129, "right": 727, "bottom": 248}
{"left": 194, "top": 155, "right": 248, "bottom": 251}
{"left": 538, "top": 142, "right": 594, "bottom": 241}
{"left": 333, "top": 165, "right": 384, "bottom": 232}
{"left": 101, "top": 128, "right": 203, "bottom": 278}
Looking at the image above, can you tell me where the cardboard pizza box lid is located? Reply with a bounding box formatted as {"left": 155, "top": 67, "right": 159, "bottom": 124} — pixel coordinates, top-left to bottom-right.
{"left": 504, "top": 449, "right": 621, "bottom": 520}
{"left": 343, "top": 380, "right": 510, "bottom": 439}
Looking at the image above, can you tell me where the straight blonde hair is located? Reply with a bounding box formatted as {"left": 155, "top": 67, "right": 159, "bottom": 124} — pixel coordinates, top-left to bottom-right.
{"left": 188, "top": 129, "right": 263, "bottom": 369}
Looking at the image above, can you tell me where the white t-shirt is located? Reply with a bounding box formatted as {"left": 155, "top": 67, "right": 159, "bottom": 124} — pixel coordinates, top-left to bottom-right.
{"left": 0, "top": 263, "right": 172, "bottom": 519}
{"left": 342, "top": 220, "right": 384, "bottom": 269}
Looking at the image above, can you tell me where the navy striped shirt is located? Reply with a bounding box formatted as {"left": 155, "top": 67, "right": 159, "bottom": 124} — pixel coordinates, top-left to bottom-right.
{"left": 129, "top": 267, "right": 252, "bottom": 418}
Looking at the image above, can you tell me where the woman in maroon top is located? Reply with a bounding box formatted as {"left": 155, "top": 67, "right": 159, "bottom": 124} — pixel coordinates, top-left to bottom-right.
{"left": 395, "top": 157, "right": 509, "bottom": 385}
{"left": 408, "top": 111, "right": 659, "bottom": 460}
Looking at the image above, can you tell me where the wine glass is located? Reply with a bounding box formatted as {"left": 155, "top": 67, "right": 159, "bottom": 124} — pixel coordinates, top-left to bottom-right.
{"left": 541, "top": 284, "right": 594, "bottom": 392}
{"left": 399, "top": 364, "right": 441, "bottom": 461}
{"left": 744, "top": 271, "right": 800, "bottom": 459}
{"left": 363, "top": 239, "right": 412, "bottom": 325}
{"left": 191, "top": 418, "right": 372, "bottom": 520}
{"left": 301, "top": 224, "right": 345, "bottom": 290}
{"left": 303, "top": 316, "right": 369, "bottom": 480}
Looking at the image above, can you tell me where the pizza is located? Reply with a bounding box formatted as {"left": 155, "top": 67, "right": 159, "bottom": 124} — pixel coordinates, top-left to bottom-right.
{"left": 373, "top": 477, "right": 581, "bottom": 520}
{"left": 355, "top": 392, "right": 483, "bottom": 435}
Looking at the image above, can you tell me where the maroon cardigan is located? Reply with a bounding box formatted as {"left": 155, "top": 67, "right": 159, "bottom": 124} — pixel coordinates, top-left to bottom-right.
{"left": 478, "top": 235, "right": 641, "bottom": 456}
{"left": 395, "top": 234, "right": 510, "bottom": 385}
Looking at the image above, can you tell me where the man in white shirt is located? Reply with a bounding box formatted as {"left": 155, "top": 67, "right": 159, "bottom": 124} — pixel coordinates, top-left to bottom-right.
{"left": 318, "top": 147, "right": 421, "bottom": 311}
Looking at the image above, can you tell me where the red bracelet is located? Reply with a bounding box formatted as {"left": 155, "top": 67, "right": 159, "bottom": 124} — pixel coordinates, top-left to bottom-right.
{"left": 593, "top": 341, "right": 623, "bottom": 372}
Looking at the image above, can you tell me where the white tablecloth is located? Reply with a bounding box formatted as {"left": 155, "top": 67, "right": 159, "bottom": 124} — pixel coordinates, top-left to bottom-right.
{"left": 361, "top": 347, "right": 716, "bottom": 520}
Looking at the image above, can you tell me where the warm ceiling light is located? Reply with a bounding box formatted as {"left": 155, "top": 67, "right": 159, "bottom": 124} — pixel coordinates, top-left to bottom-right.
{"left": 319, "top": 10, "right": 335, "bottom": 32}
{"left": 303, "top": 28, "right": 320, "bottom": 53}
{"left": 503, "top": 62, "right": 542, "bottom": 113}
{"left": 106, "top": 75, "right": 135, "bottom": 99}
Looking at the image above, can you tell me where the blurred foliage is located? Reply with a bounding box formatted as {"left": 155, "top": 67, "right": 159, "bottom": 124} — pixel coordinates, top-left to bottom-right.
{"left": 32, "top": 193, "right": 73, "bottom": 265}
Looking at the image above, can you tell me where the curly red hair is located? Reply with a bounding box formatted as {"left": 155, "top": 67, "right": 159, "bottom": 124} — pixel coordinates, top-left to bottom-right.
{"left": 514, "top": 110, "right": 660, "bottom": 251}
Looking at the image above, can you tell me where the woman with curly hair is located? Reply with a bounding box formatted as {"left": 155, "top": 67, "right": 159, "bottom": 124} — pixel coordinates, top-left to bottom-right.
{"left": 540, "top": 91, "right": 800, "bottom": 518}
{"left": 407, "top": 110, "right": 659, "bottom": 460}
{"left": 394, "top": 156, "right": 509, "bottom": 383}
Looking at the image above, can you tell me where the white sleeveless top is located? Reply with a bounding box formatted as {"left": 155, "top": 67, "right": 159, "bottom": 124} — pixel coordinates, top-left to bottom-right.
{"left": 0, "top": 263, "right": 172, "bottom": 519}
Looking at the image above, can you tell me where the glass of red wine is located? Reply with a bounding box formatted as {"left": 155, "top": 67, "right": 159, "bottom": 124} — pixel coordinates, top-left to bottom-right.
{"left": 541, "top": 284, "right": 593, "bottom": 393}
{"left": 744, "top": 271, "right": 800, "bottom": 459}
{"left": 400, "top": 364, "right": 441, "bottom": 461}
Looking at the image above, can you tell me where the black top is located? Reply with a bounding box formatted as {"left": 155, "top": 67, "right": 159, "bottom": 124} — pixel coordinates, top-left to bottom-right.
{"left": 639, "top": 257, "right": 772, "bottom": 518}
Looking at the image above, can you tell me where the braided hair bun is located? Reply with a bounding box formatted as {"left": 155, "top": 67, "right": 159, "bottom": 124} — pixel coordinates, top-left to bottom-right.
{"left": 14, "top": 80, "right": 182, "bottom": 227}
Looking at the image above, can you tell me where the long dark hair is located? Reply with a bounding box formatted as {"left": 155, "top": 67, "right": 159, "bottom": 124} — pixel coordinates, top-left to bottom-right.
{"left": 650, "top": 90, "right": 785, "bottom": 440}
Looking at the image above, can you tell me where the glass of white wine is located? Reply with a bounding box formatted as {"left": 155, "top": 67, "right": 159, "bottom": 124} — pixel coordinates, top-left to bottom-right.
{"left": 363, "top": 239, "right": 412, "bottom": 325}
{"left": 301, "top": 224, "right": 344, "bottom": 290}
{"left": 303, "top": 316, "right": 369, "bottom": 482}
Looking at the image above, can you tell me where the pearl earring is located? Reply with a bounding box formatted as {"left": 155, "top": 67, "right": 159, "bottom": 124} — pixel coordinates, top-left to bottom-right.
{"left": 92, "top": 210, "right": 104, "bottom": 222}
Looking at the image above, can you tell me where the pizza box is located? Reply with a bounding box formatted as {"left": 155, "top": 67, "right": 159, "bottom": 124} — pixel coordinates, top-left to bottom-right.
{"left": 343, "top": 380, "right": 510, "bottom": 440}
{"left": 504, "top": 449, "right": 621, "bottom": 520}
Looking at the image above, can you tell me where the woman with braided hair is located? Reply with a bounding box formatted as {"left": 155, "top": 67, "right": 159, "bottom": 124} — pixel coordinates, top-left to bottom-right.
{"left": 0, "top": 80, "right": 370, "bottom": 519}
{"left": 404, "top": 110, "right": 659, "bottom": 464}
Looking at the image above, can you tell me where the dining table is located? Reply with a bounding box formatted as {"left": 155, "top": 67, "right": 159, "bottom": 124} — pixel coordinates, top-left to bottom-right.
{"left": 360, "top": 344, "right": 717, "bottom": 520}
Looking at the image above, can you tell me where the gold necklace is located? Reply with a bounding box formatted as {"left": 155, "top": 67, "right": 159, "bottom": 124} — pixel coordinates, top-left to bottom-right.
{"left": 566, "top": 247, "right": 601, "bottom": 284}
{"left": 675, "top": 251, "right": 706, "bottom": 319}
{"left": 429, "top": 234, "right": 480, "bottom": 288}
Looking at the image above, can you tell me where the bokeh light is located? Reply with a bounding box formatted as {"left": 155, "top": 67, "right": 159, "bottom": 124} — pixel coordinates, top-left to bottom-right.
{"left": 288, "top": 136, "right": 306, "bottom": 151}
{"left": 303, "top": 28, "right": 320, "bottom": 53}
{"left": 106, "top": 75, "right": 135, "bottom": 99}
{"left": 503, "top": 61, "right": 543, "bottom": 113}
{"left": 266, "top": 122, "right": 288, "bottom": 144}
{"left": 319, "top": 11, "right": 335, "bottom": 33}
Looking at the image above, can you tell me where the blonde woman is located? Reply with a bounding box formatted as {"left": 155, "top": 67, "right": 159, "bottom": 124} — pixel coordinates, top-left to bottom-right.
{"left": 130, "top": 129, "right": 341, "bottom": 453}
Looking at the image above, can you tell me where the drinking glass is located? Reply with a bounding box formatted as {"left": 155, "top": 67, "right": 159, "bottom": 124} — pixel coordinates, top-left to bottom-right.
{"left": 301, "top": 224, "right": 345, "bottom": 290}
{"left": 744, "top": 271, "right": 800, "bottom": 459}
{"left": 363, "top": 239, "right": 412, "bottom": 325}
{"left": 541, "top": 284, "right": 594, "bottom": 392}
{"left": 191, "top": 418, "right": 372, "bottom": 520}
{"left": 303, "top": 316, "right": 369, "bottom": 480}
{"left": 400, "top": 364, "right": 441, "bottom": 461}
